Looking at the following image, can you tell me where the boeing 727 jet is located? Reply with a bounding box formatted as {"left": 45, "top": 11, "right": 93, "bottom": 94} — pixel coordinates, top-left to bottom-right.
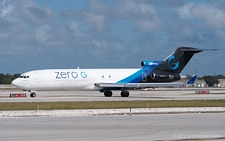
{"left": 12, "top": 47, "right": 215, "bottom": 97}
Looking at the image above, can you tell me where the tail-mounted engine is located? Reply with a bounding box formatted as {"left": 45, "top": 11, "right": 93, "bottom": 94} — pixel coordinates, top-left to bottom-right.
{"left": 141, "top": 60, "right": 159, "bottom": 67}
{"left": 150, "top": 73, "right": 180, "bottom": 81}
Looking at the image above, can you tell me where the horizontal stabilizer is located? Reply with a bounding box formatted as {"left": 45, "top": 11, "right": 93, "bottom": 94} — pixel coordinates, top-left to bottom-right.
{"left": 179, "top": 47, "right": 218, "bottom": 52}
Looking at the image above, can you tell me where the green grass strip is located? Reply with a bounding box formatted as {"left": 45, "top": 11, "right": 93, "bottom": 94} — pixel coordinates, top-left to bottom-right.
{"left": 0, "top": 100, "right": 225, "bottom": 111}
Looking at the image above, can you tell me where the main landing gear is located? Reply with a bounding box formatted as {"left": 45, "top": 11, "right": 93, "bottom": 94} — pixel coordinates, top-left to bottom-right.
{"left": 104, "top": 90, "right": 112, "bottom": 97}
{"left": 121, "top": 90, "right": 129, "bottom": 97}
{"left": 103, "top": 90, "right": 129, "bottom": 97}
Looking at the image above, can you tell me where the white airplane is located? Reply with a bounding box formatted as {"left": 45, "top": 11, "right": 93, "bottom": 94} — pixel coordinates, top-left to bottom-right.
{"left": 11, "top": 47, "right": 215, "bottom": 98}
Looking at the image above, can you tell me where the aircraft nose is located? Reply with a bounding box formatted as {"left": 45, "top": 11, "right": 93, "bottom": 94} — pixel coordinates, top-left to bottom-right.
{"left": 11, "top": 79, "right": 19, "bottom": 87}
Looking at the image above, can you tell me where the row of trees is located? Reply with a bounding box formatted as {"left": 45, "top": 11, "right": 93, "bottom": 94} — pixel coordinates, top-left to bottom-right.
{"left": 199, "top": 75, "right": 225, "bottom": 87}
{"left": 0, "top": 73, "right": 20, "bottom": 84}
{"left": 0, "top": 73, "right": 225, "bottom": 87}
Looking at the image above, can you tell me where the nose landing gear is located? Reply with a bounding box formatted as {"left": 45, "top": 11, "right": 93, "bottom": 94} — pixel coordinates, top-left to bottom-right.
{"left": 30, "top": 92, "right": 36, "bottom": 98}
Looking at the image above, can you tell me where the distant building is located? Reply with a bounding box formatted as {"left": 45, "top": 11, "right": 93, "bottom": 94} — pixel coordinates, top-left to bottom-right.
{"left": 178, "top": 78, "right": 225, "bottom": 88}
{"left": 194, "top": 79, "right": 207, "bottom": 87}
{"left": 178, "top": 78, "right": 206, "bottom": 88}
{"left": 218, "top": 79, "right": 225, "bottom": 87}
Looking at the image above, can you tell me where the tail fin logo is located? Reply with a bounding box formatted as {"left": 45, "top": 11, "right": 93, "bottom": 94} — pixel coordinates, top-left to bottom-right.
{"left": 168, "top": 55, "right": 179, "bottom": 70}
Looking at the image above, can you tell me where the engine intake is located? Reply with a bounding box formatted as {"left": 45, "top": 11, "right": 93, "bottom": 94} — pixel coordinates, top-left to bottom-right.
{"left": 141, "top": 60, "right": 159, "bottom": 67}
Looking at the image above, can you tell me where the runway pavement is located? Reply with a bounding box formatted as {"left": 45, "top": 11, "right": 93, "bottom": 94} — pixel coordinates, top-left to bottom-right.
{"left": 0, "top": 113, "right": 224, "bottom": 141}
{"left": 1, "top": 89, "right": 225, "bottom": 102}
{"left": 1, "top": 88, "right": 225, "bottom": 141}
{"left": 0, "top": 88, "right": 225, "bottom": 102}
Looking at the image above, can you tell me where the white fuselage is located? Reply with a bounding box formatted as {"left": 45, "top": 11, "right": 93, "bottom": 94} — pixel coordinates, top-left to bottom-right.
{"left": 11, "top": 47, "right": 206, "bottom": 98}
{"left": 12, "top": 69, "right": 139, "bottom": 91}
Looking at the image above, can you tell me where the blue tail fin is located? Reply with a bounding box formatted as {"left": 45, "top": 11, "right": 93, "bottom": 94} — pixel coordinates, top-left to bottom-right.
{"left": 186, "top": 75, "right": 197, "bottom": 84}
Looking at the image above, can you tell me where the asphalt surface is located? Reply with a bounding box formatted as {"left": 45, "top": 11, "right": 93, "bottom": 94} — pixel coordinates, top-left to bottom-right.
{"left": 0, "top": 113, "right": 224, "bottom": 141}
{"left": 0, "top": 88, "right": 225, "bottom": 102}
{"left": 1, "top": 88, "right": 225, "bottom": 141}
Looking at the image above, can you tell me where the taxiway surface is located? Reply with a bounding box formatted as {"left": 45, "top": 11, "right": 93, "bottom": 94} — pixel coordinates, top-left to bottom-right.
{"left": 0, "top": 88, "right": 225, "bottom": 102}
{"left": 0, "top": 113, "right": 224, "bottom": 141}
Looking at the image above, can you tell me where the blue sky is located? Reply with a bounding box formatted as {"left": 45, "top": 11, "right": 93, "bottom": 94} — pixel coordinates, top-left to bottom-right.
{"left": 1, "top": 0, "right": 224, "bottom": 76}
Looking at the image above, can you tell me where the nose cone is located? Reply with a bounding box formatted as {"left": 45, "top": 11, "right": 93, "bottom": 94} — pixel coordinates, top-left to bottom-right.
{"left": 11, "top": 79, "right": 19, "bottom": 88}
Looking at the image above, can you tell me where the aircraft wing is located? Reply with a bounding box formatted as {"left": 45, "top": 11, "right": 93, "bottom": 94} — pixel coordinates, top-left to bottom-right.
{"left": 95, "top": 82, "right": 184, "bottom": 88}
{"left": 95, "top": 75, "right": 197, "bottom": 89}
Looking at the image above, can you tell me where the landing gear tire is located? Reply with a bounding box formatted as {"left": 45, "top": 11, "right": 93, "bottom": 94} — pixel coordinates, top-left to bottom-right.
{"left": 104, "top": 90, "right": 112, "bottom": 97}
{"left": 30, "top": 93, "right": 36, "bottom": 98}
{"left": 121, "top": 91, "right": 129, "bottom": 97}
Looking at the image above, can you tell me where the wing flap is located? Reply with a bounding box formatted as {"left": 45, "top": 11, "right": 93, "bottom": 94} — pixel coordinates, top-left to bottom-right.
{"left": 95, "top": 82, "right": 184, "bottom": 88}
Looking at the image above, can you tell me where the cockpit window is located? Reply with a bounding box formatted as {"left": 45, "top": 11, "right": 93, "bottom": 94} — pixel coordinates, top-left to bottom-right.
{"left": 19, "top": 75, "right": 30, "bottom": 79}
